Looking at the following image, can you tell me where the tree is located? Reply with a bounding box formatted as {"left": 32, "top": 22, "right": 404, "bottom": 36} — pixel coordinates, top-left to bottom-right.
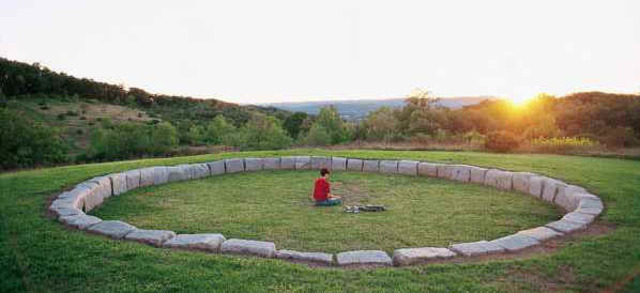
{"left": 303, "top": 123, "right": 331, "bottom": 146}
{"left": 205, "top": 115, "right": 236, "bottom": 145}
{"left": 314, "top": 106, "right": 349, "bottom": 144}
{"left": 364, "top": 106, "right": 400, "bottom": 142}
{"left": 283, "top": 112, "right": 308, "bottom": 139}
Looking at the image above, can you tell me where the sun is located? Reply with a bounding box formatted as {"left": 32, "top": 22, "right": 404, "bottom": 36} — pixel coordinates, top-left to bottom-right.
{"left": 510, "top": 95, "right": 534, "bottom": 107}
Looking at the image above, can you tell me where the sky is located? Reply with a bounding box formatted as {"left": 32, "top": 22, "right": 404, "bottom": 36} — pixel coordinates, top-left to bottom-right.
{"left": 1, "top": 0, "right": 639, "bottom": 104}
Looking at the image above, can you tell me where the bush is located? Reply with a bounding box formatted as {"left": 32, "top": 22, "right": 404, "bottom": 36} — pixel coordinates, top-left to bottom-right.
{"left": 87, "top": 121, "right": 179, "bottom": 160}
{"left": 303, "top": 124, "right": 332, "bottom": 146}
{"left": 529, "top": 137, "right": 601, "bottom": 153}
{"left": 486, "top": 131, "right": 520, "bottom": 152}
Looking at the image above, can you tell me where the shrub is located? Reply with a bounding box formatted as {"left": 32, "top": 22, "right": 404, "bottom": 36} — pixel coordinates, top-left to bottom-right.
{"left": 529, "top": 137, "right": 601, "bottom": 153}
{"left": 304, "top": 124, "right": 332, "bottom": 146}
{"left": 57, "top": 113, "right": 66, "bottom": 120}
{"left": 486, "top": 131, "right": 520, "bottom": 152}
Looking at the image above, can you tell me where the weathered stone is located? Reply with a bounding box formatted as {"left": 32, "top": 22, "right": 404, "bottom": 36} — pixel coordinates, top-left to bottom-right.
{"left": 294, "top": 156, "right": 311, "bottom": 170}
{"left": 311, "top": 156, "right": 331, "bottom": 170}
{"left": 554, "top": 185, "right": 589, "bottom": 212}
{"left": 418, "top": 162, "right": 439, "bottom": 177}
{"left": 81, "top": 181, "right": 104, "bottom": 212}
{"left": 469, "top": 166, "right": 488, "bottom": 184}
{"left": 379, "top": 160, "right": 399, "bottom": 174}
{"left": 190, "top": 163, "right": 210, "bottom": 179}
{"left": 50, "top": 205, "right": 83, "bottom": 218}
{"left": 59, "top": 214, "right": 102, "bottom": 230}
{"left": 139, "top": 167, "right": 155, "bottom": 187}
{"left": 484, "top": 169, "right": 513, "bottom": 190}
{"left": 576, "top": 197, "right": 604, "bottom": 215}
{"left": 57, "top": 186, "right": 90, "bottom": 209}
{"left": 437, "top": 165, "right": 455, "bottom": 179}
{"left": 336, "top": 250, "right": 392, "bottom": 266}
{"left": 449, "top": 240, "right": 505, "bottom": 256}
{"left": 362, "top": 160, "right": 380, "bottom": 172}
{"left": 512, "top": 172, "right": 536, "bottom": 194}
{"left": 125, "top": 169, "right": 141, "bottom": 190}
{"left": 347, "top": 158, "right": 364, "bottom": 172}
{"left": 276, "top": 250, "right": 333, "bottom": 264}
{"left": 220, "top": 239, "right": 276, "bottom": 258}
{"left": 397, "top": 160, "right": 419, "bottom": 176}
{"left": 392, "top": 247, "right": 456, "bottom": 266}
{"left": 89, "top": 176, "right": 112, "bottom": 199}
{"left": 153, "top": 167, "right": 170, "bottom": 185}
{"left": 527, "top": 176, "right": 545, "bottom": 198}
{"left": 490, "top": 234, "right": 540, "bottom": 252}
{"left": 280, "top": 156, "right": 296, "bottom": 170}
{"left": 87, "top": 220, "right": 137, "bottom": 239}
{"left": 451, "top": 165, "right": 471, "bottom": 182}
{"left": 545, "top": 219, "right": 587, "bottom": 233}
{"left": 124, "top": 229, "right": 176, "bottom": 247}
{"left": 207, "top": 160, "right": 226, "bottom": 175}
{"left": 542, "top": 178, "right": 566, "bottom": 202}
{"left": 562, "top": 211, "right": 596, "bottom": 225}
{"left": 163, "top": 233, "right": 226, "bottom": 252}
{"left": 225, "top": 158, "right": 245, "bottom": 173}
{"left": 167, "top": 165, "right": 190, "bottom": 182}
{"left": 244, "top": 158, "right": 263, "bottom": 172}
{"left": 262, "top": 157, "right": 280, "bottom": 170}
{"left": 108, "top": 172, "right": 128, "bottom": 196}
{"left": 517, "top": 227, "right": 563, "bottom": 241}
{"left": 331, "top": 157, "right": 347, "bottom": 171}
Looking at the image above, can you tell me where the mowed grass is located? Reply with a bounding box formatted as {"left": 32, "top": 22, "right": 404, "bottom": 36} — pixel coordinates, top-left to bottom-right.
{"left": 93, "top": 171, "right": 559, "bottom": 253}
{"left": 2, "top": 149, "right": 640, "bottom": 292}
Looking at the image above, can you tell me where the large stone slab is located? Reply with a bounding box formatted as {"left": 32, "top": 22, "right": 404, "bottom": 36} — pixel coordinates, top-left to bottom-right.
{"left": 379, "top": 160, "right": 399, "bottom": 174}
{"left": 545, "top": 219, "right": 587, "bottom": 233}
{"left": 153, "top": 166, "right": 170, "bottom": 185}
{"left": 576, "top": 197, "right": 604, "bottom": 215}
{"left": 244, "top": 158, "right": 263, "bottom": 172}
{"left": 418, "top": 162, "right": 440, "bottom": 177}
{"left": 392, "top": 247, "right": 456, "bottom": 266}
{"left": 336, "top": 250, "right": 392, "bottom": 266}
{"left": 542, "top": 178, "right": 566, "bottom": 202}
{"left": 437, "top": 165, "right": 455, "bottom": 179}
{"left": 280, "top": 156, "right": 296, "bottom": 170}
{"left": 484, "top": 169, "right": 513, "bottom": 190}
{"left": 59, "top": 214, "right": 102, "bottom": 230}
{"left": 527, "top": 175, "right": 545, "bottom": 198}
{"left": 225, "top": 158, "right": 245, "bottom": 173}
{"left": 207, "top": 160, "right": 226, "bottom": 175}
{"left": 512, "top": 172, "right": 536, "bottom": 194}
{"left": 190, "top": 163, "right": 210, "bottom": 179}
{"left": 398, "top": 160, "right": 419, "bottom": 176}
{"left": 124, "top": 229, "right": 177, "bottom": 247}
{"left": 451, "top": 165, "right": 471, "bottom": 182}
{"left": 81, "top": 181, "right": 104, "bottom": 212}
{"left": 469, "top": 166, "right": 488, "bottom": 184}
{"left": 294, "top": 156, "right": 311, "bottom": 170}
{"left": 362, "top": 160, "right": 380, "bottom": 172}
{"left": 331, "top": 157, "right": 347, "bottom": 171}
{"left": 163, "top": 233, "right": 226, "bottom": 252}
{"left": 87, "top": 220, "right": 137, "bottom": 239}
{"left": 275, "top": 250, "right": 333, "bottom": 264}
{"left": 56, "top": 186, "right": 90, "bottom": 209}
{"left": 220, "top": 239, "right": 276, "bottom": 258}
{"left": 311, "top": 156, "right": 331, "bottom": 170}
{"left": 517, "top": 226, "right": 563, "bottom": 241}
{"left": 139, "top": 167, "right": 155, "bottom": 187}
{"left": 347, "top": 158, "right": 364, "bottom": 171}
{"left": 89, "top": 175, "right": 113, "bottom": 200}
{"left": 562, "top": 211, "right": 596, "bottom": 225}
{"left": 50, "top": 205, "right": 83, "bottom": 218}
{"left": 262, "top": 157, "right": 280, "bottom": 170}
{"left": 554, "top": 185, "right": 588, "bottom": 212}
{"left": 125, "top": 169, "right": 141, "bottom": 190}
{"left": 449, "top": 240, "right": 505, "bottom": 256}
{"left": 490, "top": 234, "right": 540, "bottom": 252}
{"left": 108, "top": 172, "right": 128, "bottom": 196}
{"left": 167, "top": 165, "right": 191, "bottom": 182}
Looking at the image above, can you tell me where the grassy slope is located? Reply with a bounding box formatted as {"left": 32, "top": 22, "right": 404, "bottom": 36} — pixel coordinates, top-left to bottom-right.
{"left": 92, "top": 171, "right": 559, "bottom": 254}
{"left": 1, "top": 149, "right": 639, "bottom": 292}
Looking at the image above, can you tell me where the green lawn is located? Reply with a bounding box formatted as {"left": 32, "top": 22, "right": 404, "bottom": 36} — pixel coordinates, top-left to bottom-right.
{"left": 92, "top": 171, "right": 559, "bottom": 254}
{"left": 2, "top": 149, "right": 640, "bottom": 292}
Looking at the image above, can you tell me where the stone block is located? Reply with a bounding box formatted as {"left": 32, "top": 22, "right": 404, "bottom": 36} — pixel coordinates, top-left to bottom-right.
{"left": 50, "top": 205, "right": 83, "bottom": 218}
{"left": 263, "top": 157, "right": 280, "bottom": 170}
{"left": 280, "top": 156, "right": 296, "bottom": 170}
{"left": 108, "top": 173, "right": 128, "bottom": 196}
{"left": 220, "top": 239, "right": 276, "bottom": 258}
{"left": 244, "top": 158, "right": 263, "bottom": 172}
{"left": 207, "top": 160, "right": 226, "bottom": 175}
{"left": 469, "top": 166, "right": 488, "bottom": 184}
{"left": 576, "top": 197, "right": 604, "bottom": 215}
{"left": 527, "top": 176, "right": 545, "bottom": 198}
{"left": 294, "top": 156, "right": 311, "bottom": 170}
{"left": 311, "top": 156, "right": 331, "bottom": 170}
{"left": 163, "top": 234, "right": 226, "bottom": 252}
{"left": 437, "top": 165, "right": 455, "bottom": 179}
{"left": 89, "top": 176, "right": 112, "bottom": 199}
{"left": 168, "top": 165, "right": 191, "bottom": 182}
{"left": 379, "top": 160, "right": 399, "bottom": 174}
{"left": 225, "top": 158, "right": 245, "bottom": 173}
{"left": 512, "top": 172, "right": 536, "bottom": 194}
{"left": 542, "top": 178, "right": 566, "bottom": 202}
{"left": 190, "top": 163, "right": 210, "bottom": 179}
{"left": 484, "top": 169, "right": 513, "bottom": 190}
{"left": 418, "top": 162, "right": 439, "bottom": 177}
{"left": 125, "top": 229, "right": 177, "bottom": 247}
{"left": 347, "top": 158, "right": 364, "bottom": 171}
{"left": 490, "top": 234, "right": 540, "bottom": 252}
{"left": 562, "top": 211, "right": 596, "bottom": 225}
{"left": 331, "top": 157, "right": 347, "bottom": 171}
{"left": 362, "top": 160, "right": 380, "bottom": 172}
{"left": 81, "top": 181, "right": 104, "bottom": 212}
{"left": 392, "top": 247, "right": 456, "bottom": 266}
{"left": 517, "top": 226, "right": 563, "bottom": 241}
{"left": 57, "top": 186, "right": 90, "bottom": 209}
{"left": 139, "top": 167, "right": 155, "bottom": 187}
{"left": 59, "top": 214, "right": 102, "bottom": 230}
{"left": 554, "top": 185, "right": 588, "bottom": 212}
{"left": 451, "top": 165, "right": 471, "bottom": 182}
{"left": 153, "top": 167, "right": 170, "bottom": 185}
{"left": 125, "top": 169, "right": 141, "bottom": 190}
{"left": 87, "top": 220, "right": 137, "bottom": 239}
{"left": 449, "top": 240, "right": 505, "bottom": 256}
{"left": 336, "top": 250, "right": 392, "bottom": 266}
{"left": 398, "top": 160, "right": 419, "bottom": 176}
{"left": 275, "top": 250, "right": 333, "bottom": 264}
{"left": 545, "top": 219, "right": 587, "bottom": 233}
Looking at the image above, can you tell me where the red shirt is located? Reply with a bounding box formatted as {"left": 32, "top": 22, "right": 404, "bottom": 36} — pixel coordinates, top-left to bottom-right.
{"left": 313, "top": 177, "right": 331, "bottom": 201}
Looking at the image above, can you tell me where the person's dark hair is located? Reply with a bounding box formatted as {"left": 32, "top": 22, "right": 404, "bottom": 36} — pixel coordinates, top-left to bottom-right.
{"left": 320, "top": 168, "right": 330, "bottom": 177}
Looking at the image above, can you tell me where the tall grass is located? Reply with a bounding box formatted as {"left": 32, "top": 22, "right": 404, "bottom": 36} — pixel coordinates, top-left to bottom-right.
{"left": 526, "top": 137, "right": 602, "bottom": 153}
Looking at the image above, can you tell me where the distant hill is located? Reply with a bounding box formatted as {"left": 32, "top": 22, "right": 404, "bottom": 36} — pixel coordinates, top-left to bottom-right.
{"left": 263, "top": 96, "right": 499, "bottom": 121}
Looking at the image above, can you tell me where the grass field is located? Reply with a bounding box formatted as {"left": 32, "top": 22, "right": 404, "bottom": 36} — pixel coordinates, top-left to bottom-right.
{"left": 2, "top": 149, "right": 640, "bottom": 292}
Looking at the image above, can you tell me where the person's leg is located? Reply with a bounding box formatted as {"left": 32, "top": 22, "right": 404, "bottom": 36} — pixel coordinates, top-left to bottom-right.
{"left": 315, "top": 199, "right": 342, "bottom": 206}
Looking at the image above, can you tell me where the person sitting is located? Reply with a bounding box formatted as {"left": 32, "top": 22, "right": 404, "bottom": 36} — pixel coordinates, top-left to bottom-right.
{"left": 312, "top": 168, "right": 342, "bottom": 206}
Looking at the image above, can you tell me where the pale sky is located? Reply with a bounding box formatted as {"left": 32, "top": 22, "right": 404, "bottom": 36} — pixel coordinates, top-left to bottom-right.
{"left": 1, "top": 0, "right": 639, "bottom": 104}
